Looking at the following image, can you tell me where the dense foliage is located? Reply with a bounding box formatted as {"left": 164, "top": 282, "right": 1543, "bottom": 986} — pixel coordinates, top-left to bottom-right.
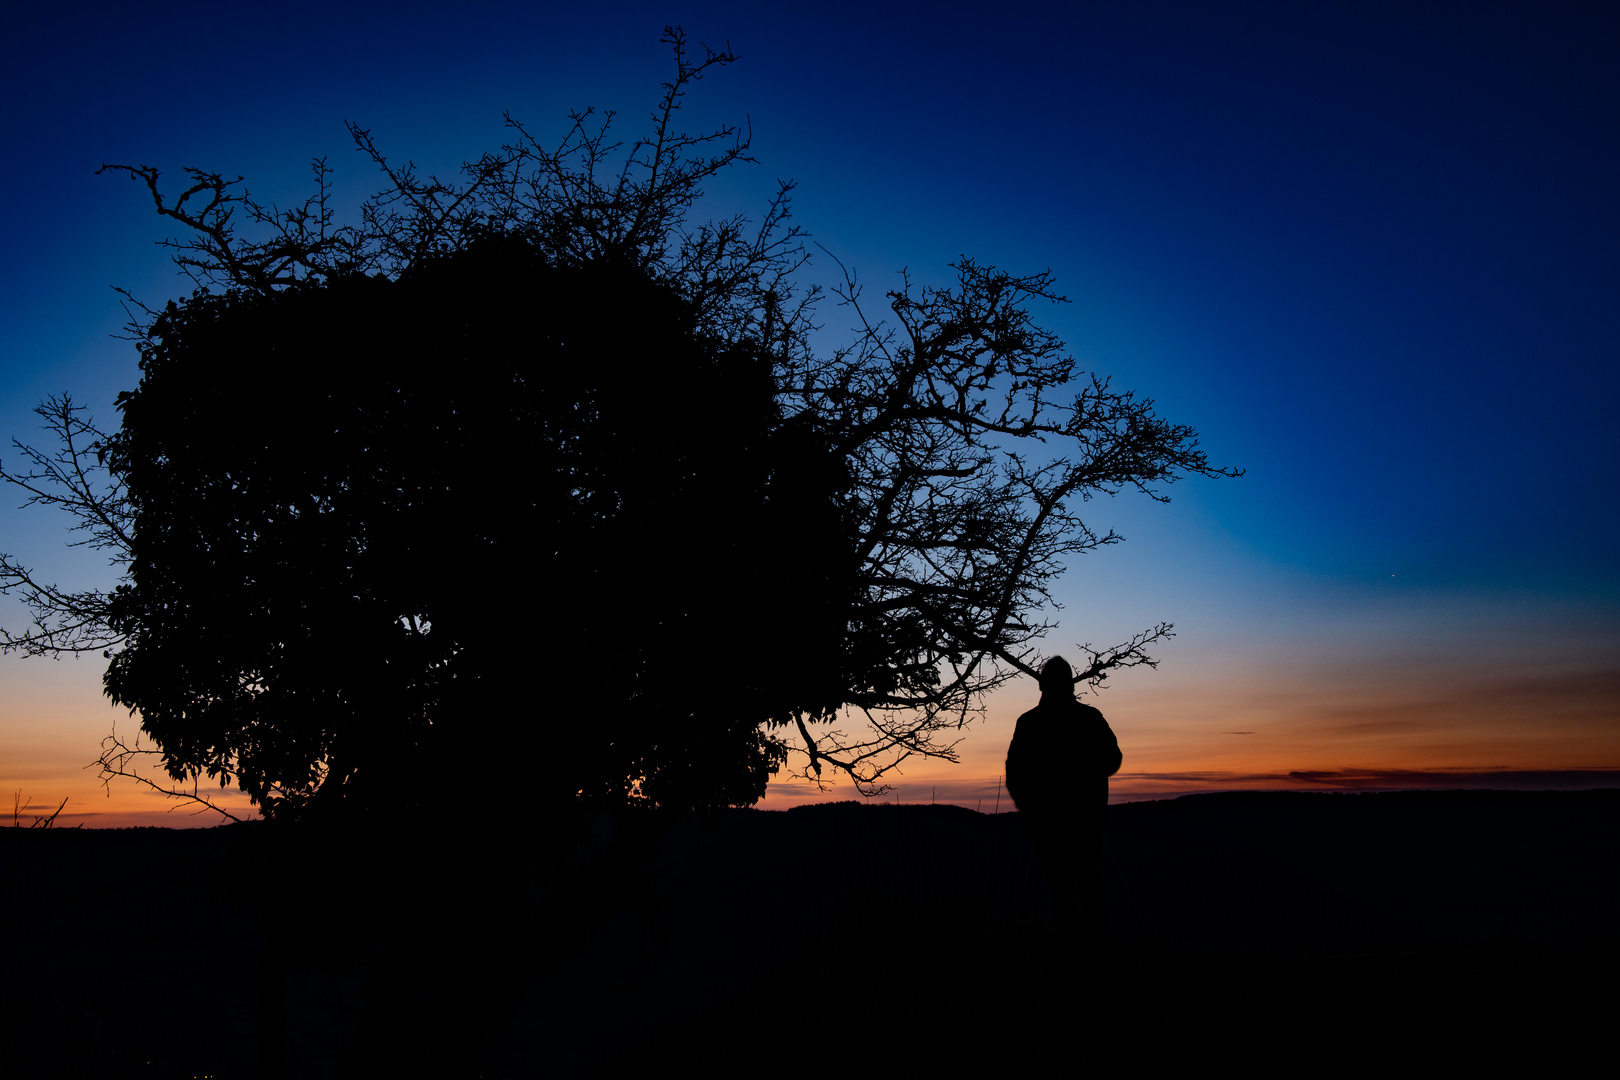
{"left": 101, "top": 238, "right": 863, "bottom": 820}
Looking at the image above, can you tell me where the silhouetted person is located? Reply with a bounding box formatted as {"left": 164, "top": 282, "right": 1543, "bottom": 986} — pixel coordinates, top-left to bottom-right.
{"left": 1005, "top": 656, "right": 1122, "bottom": 939}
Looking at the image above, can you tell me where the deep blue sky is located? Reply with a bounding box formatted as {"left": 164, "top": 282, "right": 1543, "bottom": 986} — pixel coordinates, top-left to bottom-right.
{"left": 4, "top": 1, "right": 1616, "bottom": 817}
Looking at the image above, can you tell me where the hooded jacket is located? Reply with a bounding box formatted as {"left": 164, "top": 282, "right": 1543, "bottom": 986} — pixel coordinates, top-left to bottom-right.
{"left": 1005, "top": 694, "right": 1122, "bottom": 825}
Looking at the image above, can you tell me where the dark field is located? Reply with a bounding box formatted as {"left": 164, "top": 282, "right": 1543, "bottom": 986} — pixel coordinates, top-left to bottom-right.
{"left": 6, "top": 790, "right": 1617, "bottom": 1076}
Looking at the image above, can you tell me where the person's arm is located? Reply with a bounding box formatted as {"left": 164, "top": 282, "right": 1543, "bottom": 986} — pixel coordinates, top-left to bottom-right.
{"left": 1004, "top": 734, "right": 1022, "bottom": 806}
{"left": 1004, "top": 712, "right": 1031, "bottom": 808}
{"left": 1101, "top": 721, "right": 1122, "bottom": 777}
{"left": 1082, "top": 703, "right": 1123, "bottom": 777}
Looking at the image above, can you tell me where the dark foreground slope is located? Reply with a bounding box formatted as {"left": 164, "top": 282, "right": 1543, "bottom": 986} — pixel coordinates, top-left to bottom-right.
{"left": 512, "top": 790, "right": 1620, "bottom": 1075}
{"left": 5, "top": 790, "right": 1617, "bottom": 1076}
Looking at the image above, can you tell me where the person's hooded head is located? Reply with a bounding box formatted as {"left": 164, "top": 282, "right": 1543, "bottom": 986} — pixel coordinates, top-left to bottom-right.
{"left": 1038, "top": 656, "right": 1074, "bottom": 698}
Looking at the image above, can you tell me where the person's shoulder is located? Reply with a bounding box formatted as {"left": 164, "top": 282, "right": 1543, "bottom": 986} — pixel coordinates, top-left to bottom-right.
{"left": 1074, "top": 701, "right": 1108, "bottom": 721}
{"left": 1009, "top": 704, "right": 1059, "bottom": 749}
{"left": 1012, "top": 704, "right": 1044, "bottom": 728}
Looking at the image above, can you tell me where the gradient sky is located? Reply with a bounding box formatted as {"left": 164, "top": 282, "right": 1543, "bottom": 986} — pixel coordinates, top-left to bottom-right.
{"left": 2, "top": 1, "right": 1616, "bottom": 825}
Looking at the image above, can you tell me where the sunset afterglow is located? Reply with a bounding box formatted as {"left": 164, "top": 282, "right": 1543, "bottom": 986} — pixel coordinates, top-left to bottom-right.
{"left": 3, "top": 3, "right": 1616, "bottom": 826}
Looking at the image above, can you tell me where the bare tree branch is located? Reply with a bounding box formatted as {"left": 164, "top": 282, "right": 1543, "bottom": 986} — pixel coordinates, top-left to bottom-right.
{"left": 92, "top": 724, "right": 244, "bottom": 823}
{"left": 0, "top": 396, "right": 129, "bottom": 656}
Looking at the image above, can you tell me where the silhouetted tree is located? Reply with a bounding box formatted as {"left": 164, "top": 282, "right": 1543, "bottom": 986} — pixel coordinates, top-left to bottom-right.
{"left": 4, "top": 26, "right": 1237, "bottom": 816}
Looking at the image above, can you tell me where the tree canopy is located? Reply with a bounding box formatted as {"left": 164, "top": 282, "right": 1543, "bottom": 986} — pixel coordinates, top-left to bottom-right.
{"left": 99, "top": 238, "right": 868, "bottom": 822}
{"left": 3, "top": 28, "right": 1237, "bottom": 821}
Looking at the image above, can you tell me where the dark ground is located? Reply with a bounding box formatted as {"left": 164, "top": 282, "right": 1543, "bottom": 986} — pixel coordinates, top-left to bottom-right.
{"left": 5, "top": 790, "right": 1617, "bottom": 1076}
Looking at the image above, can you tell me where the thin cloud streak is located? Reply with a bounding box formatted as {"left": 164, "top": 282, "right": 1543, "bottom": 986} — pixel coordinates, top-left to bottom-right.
{"left": 1112, "top": 767, "right": 1620, "bottom": 798}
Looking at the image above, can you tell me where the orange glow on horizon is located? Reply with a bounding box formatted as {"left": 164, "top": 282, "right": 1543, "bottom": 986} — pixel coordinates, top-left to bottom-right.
{"left": 759, "top": 640, "right": 1620, "bottom": 810}
{"left": 5, "top": 617, "right": 1617, "bottom": 826}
